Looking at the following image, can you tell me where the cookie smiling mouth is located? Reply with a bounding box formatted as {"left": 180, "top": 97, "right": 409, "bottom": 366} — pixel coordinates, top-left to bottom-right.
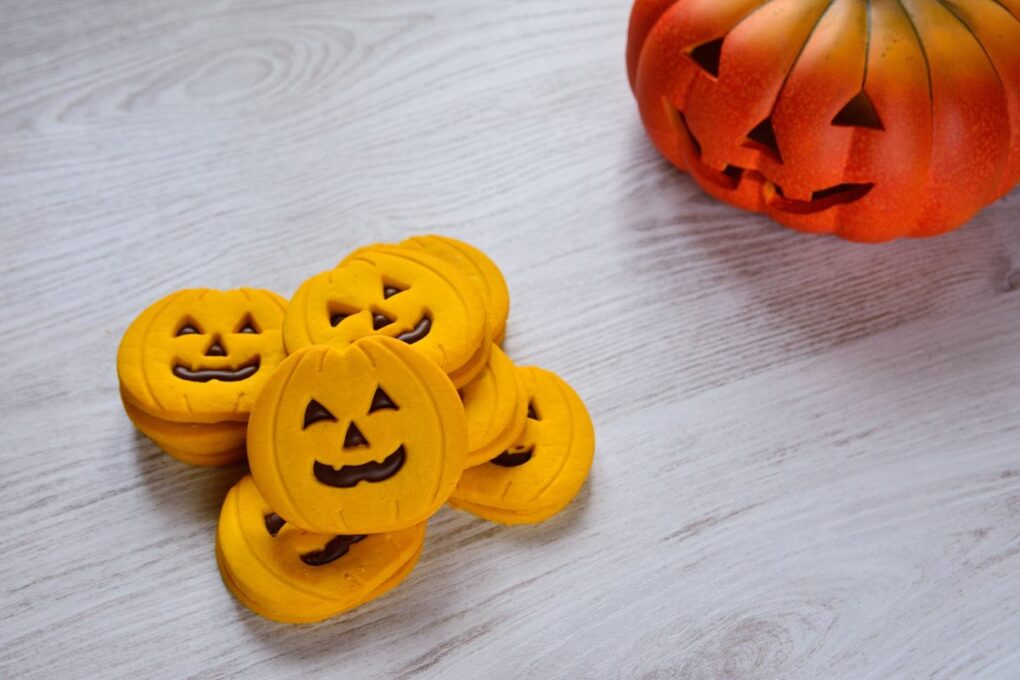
{"left": 490, "top": 446, "right": 534, "bottom": 468}
{"left": 395, "top": 316, "right": 431, "bottom": 344}
{"left": 172, "top": 358, "right": 260, "bottom": 382}
{"left": 313, "top": 445, "right": 406, "bottom": 488}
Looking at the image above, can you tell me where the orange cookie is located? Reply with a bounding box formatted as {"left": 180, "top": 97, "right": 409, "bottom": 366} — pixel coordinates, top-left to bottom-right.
{"left": 117, "top": 288, "right": 288, "bottom": 465}
{"left": 400, "top": 235, "right": 509, "bottom": 344}
{"left": 217, "top": 475, "right": 425, "bottom": 624}
{"left": 284, "top": 245, "right": 489, "bottom": 387}
{"left": 248, "top": 336, "right": 467, "bottom": 534}
{"left": 449, "top": 366, "right": 594, "bottom": 525}
{"left": 121, "top": 394, "right": 246, "bottom": 466}
{"left": 460, "top": 345, "right": 528, "bottom": 467}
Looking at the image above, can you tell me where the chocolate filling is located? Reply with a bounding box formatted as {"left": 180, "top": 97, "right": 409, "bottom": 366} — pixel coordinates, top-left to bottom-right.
{"left": 313, "top": 445, "right": 406, "bottom": 488}
{"left": 172, "top": 358, "right": 260, "bottom": 382}
{"left": 396, "top": 316, "right": 431, "bottom": 344}
{"left": 490, "top": 447, "right": 534, "bottom": 468}
{"left": 373, "top": 313, "right": 394, "bottom": 330}
{"left": 368, "top": 387, "right": 398, "bottom": 413}
{"left": 300, "top": 534, "right": 366, "bottom": 566}
{"left": 303, "top": 399, "right": 337, "bottom": 428}
{"left": 264, "top": 513, "right": 286, "bottom": 537}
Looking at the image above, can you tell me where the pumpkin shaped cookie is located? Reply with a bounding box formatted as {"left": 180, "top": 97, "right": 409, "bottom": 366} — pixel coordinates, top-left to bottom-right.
{"left": 284, "top": 245, "right": 489, "bottom": 387}
{"left": 450, "top": 366, "right": 594, "bottom": 525}
{"left": 248, "top": 336, "right": 467, "bottom": 534}
{"left": 118, "top": 288, "right": 288, "bottom": 465}
{"left": 400, "top": 235, "right": 510, "bottom": 344}
{"left": 460, "top": 345, "right": 528, "bottom": 468}
{"left": 217, "top": 475, "right": 425, "bottom": 623}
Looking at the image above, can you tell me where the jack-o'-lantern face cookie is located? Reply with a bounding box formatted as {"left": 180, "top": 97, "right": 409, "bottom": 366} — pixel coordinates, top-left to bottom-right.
{"left": 118, "top": 288, "right": 288, "bottom": 424}
{"left": 400, "top": 235, "right": 510, "bottom": 345}
{"left": 248, "top": 336, "right": 467, "bottom": 534}
{"left": 284, "top": 246, "right": 490, "bottom": 387}
{"left": 449, "top": 366, "right": 594, "bottom": 525}
{"left": 461, "top": 345, "right": 528, "bottom": 468}
{"left": 217, "top": 475, "right": 425, "bottom": 623}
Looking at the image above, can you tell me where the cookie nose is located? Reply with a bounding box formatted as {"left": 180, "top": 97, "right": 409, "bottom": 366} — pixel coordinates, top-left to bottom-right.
{"left": 344, "top": 422, "right": 368, "bottom": 448}
{"left": 205, "top": 337, "right": 226, "bottom": 356}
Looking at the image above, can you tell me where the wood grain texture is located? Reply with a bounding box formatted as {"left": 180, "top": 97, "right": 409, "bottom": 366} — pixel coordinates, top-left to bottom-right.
{"left": 1, "top": 1, "right": 1019, "bottom": 678}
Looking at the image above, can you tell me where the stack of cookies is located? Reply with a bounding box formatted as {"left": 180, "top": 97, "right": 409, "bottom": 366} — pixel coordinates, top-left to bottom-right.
{"left": 117, "top": 235, "right": 595, "bottom": 623}
{"left": 118, "top": 288, "right": 288, "bottom": 466}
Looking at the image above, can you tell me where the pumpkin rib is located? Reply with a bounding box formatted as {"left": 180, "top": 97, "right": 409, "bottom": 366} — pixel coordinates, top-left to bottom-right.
{"left": 894, "top": 0, "right": 934, "bottom": 134}
{"left": 861, "top": 0, "right": 872, "bottom": 89}
{"left": 934, "top": 0, "right": 1013, "bottom": 196}
{"left": 891, "top": 0, "right": 935, "bottom": 237}
{"left": 626, "top": 0, "right": 684, "bottom": 88}
{"left": 724, "top": 0, "right": 784, "bottom": 44}
{"left": 944, "top": 0, "right": 1020, "bottom": 196}
{"left": 775, "top": 0, "right": 842, "bottom": 108}
{"left": 989, "top": 0, "right": 1020, "bottom": 22}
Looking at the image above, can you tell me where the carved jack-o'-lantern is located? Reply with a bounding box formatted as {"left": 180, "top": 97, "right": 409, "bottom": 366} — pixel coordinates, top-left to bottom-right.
{"left": 628, "top": 0, "right": 1020, "bottom": 242}
{"left": 247, "top": 337, "right": 467, "bottom": 535}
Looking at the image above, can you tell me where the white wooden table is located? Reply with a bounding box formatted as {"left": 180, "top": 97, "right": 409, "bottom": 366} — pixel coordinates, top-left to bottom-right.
{"left": 2, "top": 1, "right": 1019, "bottom": 678}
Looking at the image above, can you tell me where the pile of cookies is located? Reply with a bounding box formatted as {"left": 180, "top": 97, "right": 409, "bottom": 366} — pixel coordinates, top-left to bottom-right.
{"left": 117, "top": 235, "right": 595, "bottom": 623}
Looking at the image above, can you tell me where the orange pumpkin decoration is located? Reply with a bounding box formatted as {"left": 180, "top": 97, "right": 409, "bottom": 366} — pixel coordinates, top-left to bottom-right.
{"left": 627, "top": 0, "right": 1020, "bottom": 242}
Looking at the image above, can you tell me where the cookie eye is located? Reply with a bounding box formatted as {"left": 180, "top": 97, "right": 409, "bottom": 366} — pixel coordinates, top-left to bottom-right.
{"left": 527, "top": 400, "right": 540, "bottom": 421}
{"left": 263, "top": 513, "right": 286, "bottom": 537}
{"left": 237, "top": 315, "right": 259, "bottom": 334}
{"left": 328, "top": 304, "right": 359, "bottom": 327}
{"left": 383, "top": 284, "right": 405, "bottom": 299}
{"left": 368, "top": 387, "right": 398, "bottom": 413}
{"left": 303, "top": 399, "right": 337, "bottom": 428}
{"left": 176, "top": 322, "right": 201, "bottom": 336}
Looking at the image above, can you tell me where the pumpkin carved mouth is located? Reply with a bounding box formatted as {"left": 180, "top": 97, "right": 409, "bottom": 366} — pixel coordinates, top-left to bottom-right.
{"left": 172, "top": 358, "right": 261, "bottom": 382}
{"left": 665, "top": 101, "right": 874, "bottom": 215}
{"left": 313, "top": 445, "right": 406, "bottom": 488}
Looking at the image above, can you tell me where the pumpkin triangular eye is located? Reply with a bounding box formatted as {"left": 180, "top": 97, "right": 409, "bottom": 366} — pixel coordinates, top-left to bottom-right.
{"left": 527, "top": 400, "right": 540, "bottom": 421}
{"left": 743, "top": 116, "right": 783, "bottom": 163}
{"left": 330, "top": 312, "right": 348, "bottom": 327}
{"left": 303, "top": 399, "right": 337, "bottom": 428}
{"left": 176, "top": 323, "right": 200, "bottom": 336}
{"left": 832, "top": 90, "right": 884, "bottom": 131}
{"left": 237, "top": 315, "right": 259, "bottom": 334}
{"left": 689, "top": 37, "right": 724, "bottom": 78}
{"left": 368, "top": 387, "right": 398, "bottom": 413}
{"left": 383, "top": 284, "right": 404, "bottom": 299}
